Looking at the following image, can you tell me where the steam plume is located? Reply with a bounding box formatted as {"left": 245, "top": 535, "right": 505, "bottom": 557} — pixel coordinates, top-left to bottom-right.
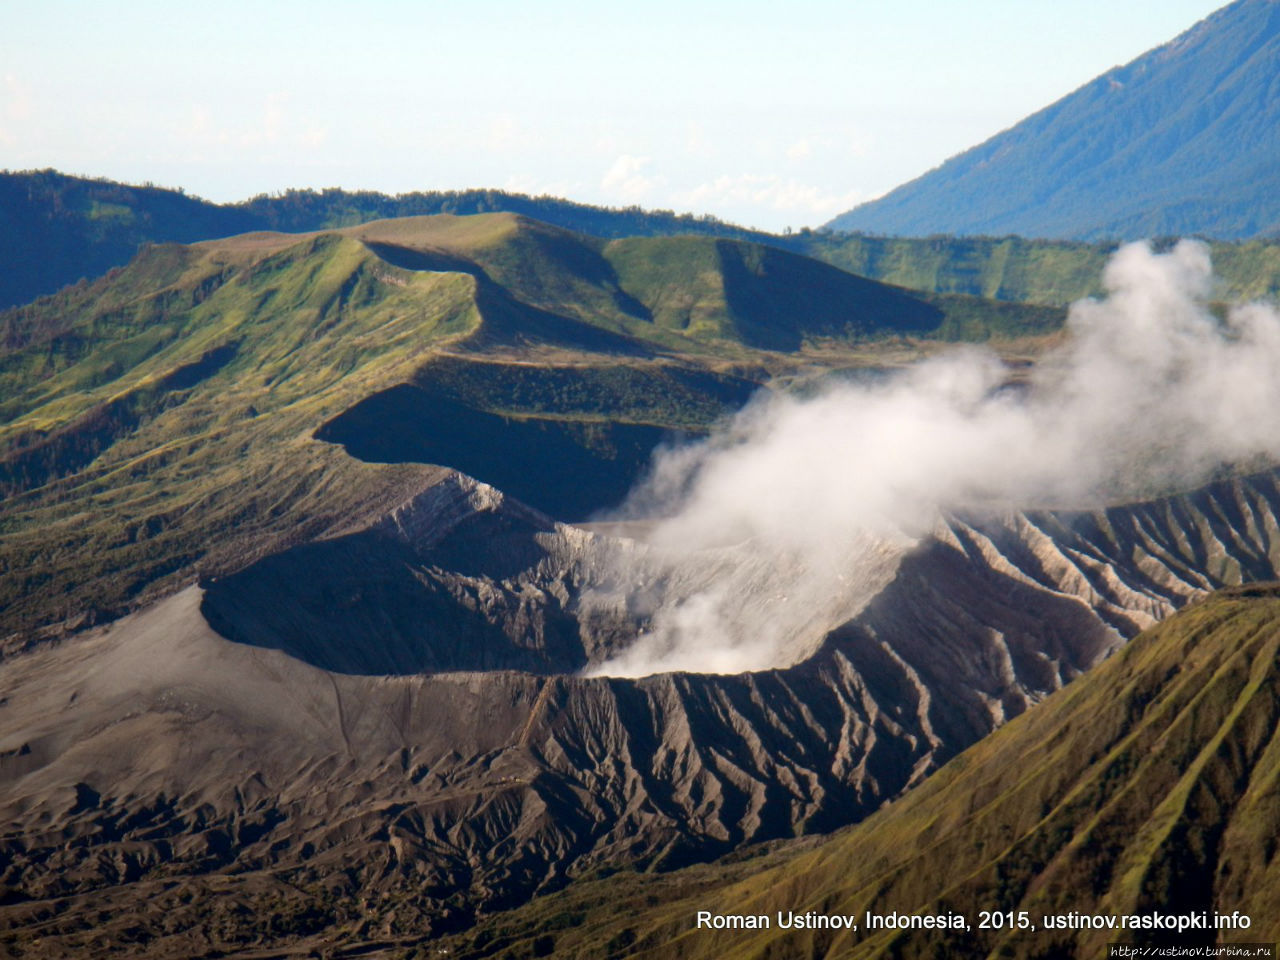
{"left": 585, "top": 240, "right": 1280, "bottom": 677}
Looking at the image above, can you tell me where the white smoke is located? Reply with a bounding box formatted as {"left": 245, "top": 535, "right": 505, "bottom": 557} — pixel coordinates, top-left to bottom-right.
{"left": 584, "top": 240, "right": 1280, "bottom": 677}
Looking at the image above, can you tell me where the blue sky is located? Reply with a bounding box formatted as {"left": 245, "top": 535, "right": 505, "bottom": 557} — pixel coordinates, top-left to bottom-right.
{"left": 2, "top": 0, "right": 1228, "bottom": 230}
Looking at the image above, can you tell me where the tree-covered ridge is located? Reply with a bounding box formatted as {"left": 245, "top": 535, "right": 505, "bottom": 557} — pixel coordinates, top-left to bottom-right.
{"left": 235, "top": 184, "right": 768, "bottom": 240}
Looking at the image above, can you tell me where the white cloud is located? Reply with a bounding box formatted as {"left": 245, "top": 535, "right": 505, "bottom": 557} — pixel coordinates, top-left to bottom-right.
{"left": 672, "top": 173, "right": 863, "bottom": 221}
{"left": 785, "top": 138, "right": 813, "bottom": 160}
{"left": 503, "top": 173, "right": 586, "bottom": 198}
{"left": 600, "top": 154, "right": 664, "bottom": 204}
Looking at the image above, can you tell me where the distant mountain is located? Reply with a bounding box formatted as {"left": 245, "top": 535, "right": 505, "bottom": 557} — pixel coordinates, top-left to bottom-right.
{"left": 828, "top": 0, "right": 1280, "bottom": 241}
{"left": 0, "top": 170, "right": 256, "bottom": 309}
{"left": 441, "top": 583, "right": 1280, "bottom": 958}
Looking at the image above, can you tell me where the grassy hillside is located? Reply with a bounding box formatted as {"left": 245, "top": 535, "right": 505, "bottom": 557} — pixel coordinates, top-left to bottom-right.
{"left": 338, "top": 215, "right": 1063, "bottom": 348}
{"left": 0, "top": 225, "right": 638, "bottom": 634}
{"left": 0, "top": 170, "right": 772, "bottom": 309}
{"left": 800, "top": 232, "right": 1280, "bottom": 308}
{"left": 0, "top": 230, "right": 487, "bottom": 637}
{"left": 605, "top": 235, "right": 947, "bottom": 348}
{"left": 0, "top": 168, "right": 1121, "bottom": 311}
{"left": 438, "top": 584, "right": 1280, "bottom": 959}
{"left": 798, "top": 232, "right": 1112, "bottom": 306}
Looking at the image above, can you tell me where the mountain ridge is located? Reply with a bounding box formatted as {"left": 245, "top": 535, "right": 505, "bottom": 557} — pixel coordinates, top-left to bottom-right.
{"left": 0, "top": 169, "right": 775, "bottom": 310}
{"left": 6, "top": 212, "right": 1280, "bottom": 955}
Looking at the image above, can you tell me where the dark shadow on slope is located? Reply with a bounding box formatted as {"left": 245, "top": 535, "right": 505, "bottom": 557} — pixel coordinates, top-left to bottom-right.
{"left": 200, "top": 526, "right": 590, "bottom": 676}
{"left": 715, "top": 241, "right": 946, "bottom": 350}
{"left": 409, "top": 353, "right": 761, "bottom": 430}
{"left": 363, "top": 241, "right": 484, "bottom": 278}
{"left": 503, "top": 215, "right": 657, "bottom": 322}
{"left": 363, "top": 240, "right": 654, "bottom": 356}
{"left": 470, "top": 281, "right": 653, "bottom": 356}
{"left": 315, "top": 384, "right": 692, "bottom": 521}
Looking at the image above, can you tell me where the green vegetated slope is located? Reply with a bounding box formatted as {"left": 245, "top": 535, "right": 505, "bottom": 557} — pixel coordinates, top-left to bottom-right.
{"left": 799, "top": 232, "right": 1280, "bottom": 308}
{"left": 0, "top": 170, "right": 772, "bottom": 310}
{"left": 798, "top": 233, "right": 1112, "bottom": 306}
{"left": 438, "top": 585, "right": 1280, "bottom": 960}
{"left": 3, "top": 211, "right": 1050, "bottom": 638}
{"left": 605, "top": 235, "right": 940, "bottom": 346}
{"left": 340, "top": 214, "right": 1060, "bottom": 347}
{"left": 0, "top": 217, "right": 663, "bottom": 635}
{"left": 0, "top": 229, "right": 484, "bottom": 636}
{"left": 604, "top": 234, "right": 1061, "bottom": 344}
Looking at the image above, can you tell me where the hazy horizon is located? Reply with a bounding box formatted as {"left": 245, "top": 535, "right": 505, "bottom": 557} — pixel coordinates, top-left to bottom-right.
{"left": 4, "top": 0, "right": 1228, "bottom": 231}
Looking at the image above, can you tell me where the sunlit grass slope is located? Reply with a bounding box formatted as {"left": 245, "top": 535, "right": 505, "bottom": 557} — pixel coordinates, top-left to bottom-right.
{"left": 0, "top": 231, "right": 484, "bottom": 635}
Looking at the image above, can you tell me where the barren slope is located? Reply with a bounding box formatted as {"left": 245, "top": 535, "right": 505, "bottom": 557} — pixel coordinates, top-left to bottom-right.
{"left": 5, "top": 467, "right": 1280, "bottom": 957}
{"left": 441, "top": 584, "right": 1280, "bottom": 959}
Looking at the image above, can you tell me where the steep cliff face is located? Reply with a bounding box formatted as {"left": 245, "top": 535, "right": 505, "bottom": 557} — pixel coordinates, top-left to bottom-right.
{"left": 5, "top": 467, "right": 1280, "bottom": 956}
